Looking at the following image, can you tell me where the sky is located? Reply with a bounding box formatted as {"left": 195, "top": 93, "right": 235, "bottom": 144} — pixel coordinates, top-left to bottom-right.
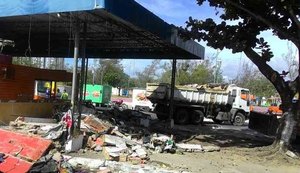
{"left": 120, "top": 0, "right": 297, "bottom": 80}
{"left": 65, "top": 1, "right": 297, "bottom": 80}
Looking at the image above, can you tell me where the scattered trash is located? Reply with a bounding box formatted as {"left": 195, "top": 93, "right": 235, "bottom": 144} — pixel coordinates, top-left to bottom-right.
{"left": 140, "top": 118, "right": 150, "bottom": 127}
{"left": 1, "top": 106, "right": 222, "bottom": 172}
{"left": 43, "top": 123, "right": 64, "bottom": 140}
{"left": 30, "top": 155, "right": 58, "bottom": 173}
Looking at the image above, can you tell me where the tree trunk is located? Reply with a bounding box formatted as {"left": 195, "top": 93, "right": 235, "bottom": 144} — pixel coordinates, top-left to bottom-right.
{"left": 274, "top": 99, "right": 297, "bottom": 151}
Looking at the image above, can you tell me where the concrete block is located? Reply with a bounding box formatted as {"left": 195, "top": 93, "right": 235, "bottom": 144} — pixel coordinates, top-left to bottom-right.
{"left": 65, "top": 135, "right": 84, "bottom": 152}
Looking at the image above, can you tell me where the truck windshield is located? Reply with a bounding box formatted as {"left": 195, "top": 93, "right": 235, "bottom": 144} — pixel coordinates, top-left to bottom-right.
{"left": 240, "top": 90, "right": 250, "bottom": 101}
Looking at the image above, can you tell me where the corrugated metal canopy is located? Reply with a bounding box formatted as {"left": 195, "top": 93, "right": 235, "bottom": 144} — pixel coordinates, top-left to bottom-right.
{"left": 0, "top": 0, "right": 204, "bottom": 59}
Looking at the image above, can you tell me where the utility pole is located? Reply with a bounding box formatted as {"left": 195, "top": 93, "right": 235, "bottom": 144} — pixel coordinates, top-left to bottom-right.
{"left": 213, "top": 49, "right": 221, "bottom": 83}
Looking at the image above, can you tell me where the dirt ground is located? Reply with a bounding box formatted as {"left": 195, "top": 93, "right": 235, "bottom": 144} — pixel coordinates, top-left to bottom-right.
{"left": 150, "top": 149, "right": 300, "bottom": 173}
{"left": 147, "top": 120, "right": 300, "bottom": 173}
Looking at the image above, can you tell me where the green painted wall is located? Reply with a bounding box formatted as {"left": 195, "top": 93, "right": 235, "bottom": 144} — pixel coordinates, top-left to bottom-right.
{"left": 84, "top": 84, "right": 112, "bottom": 104}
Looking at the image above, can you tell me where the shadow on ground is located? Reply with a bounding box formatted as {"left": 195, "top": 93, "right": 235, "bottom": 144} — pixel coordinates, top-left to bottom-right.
{"left": 150, "top": 120, "right": 274, "bottom": 149}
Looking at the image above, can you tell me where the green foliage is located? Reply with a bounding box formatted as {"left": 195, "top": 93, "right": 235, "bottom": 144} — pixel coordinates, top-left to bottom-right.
{"left": 234, "top": 61, "right": 277, "bottom": 97}
{"left": 181, "top": 0, "right": 300, "bottom": 107}
{"left": 12, "top": 57, "right": 41, "bottom": 68}
{"left": 159, "top": 60, "right": 219, "bottom": 85}
{"left": 248, "top": 77, "right": 276, "bottom": 97}
{"left": 185, "top": 0, "right": 300, "bottom": 53}
{"left": 13, "top": 57, "right": 66, "bottom": 70}
{"left": 91, "top": 59, "right": 129, "bottom": 88}
{"left": 135, "top": 60, "right": 161, "bottom": 88}
{"left": 191, "top": 63, "right": 214, "bottom": 84}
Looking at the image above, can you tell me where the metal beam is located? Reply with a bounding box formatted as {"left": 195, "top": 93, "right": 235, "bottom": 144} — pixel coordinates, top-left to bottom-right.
{"left": 71, "top": 21, "right": 80, "bottom": 135}
{"left": 169, "top": 59, "right": 177, "bottom": 128}
{"left": 78, "top": 22, "right": 87, "bottom": 130}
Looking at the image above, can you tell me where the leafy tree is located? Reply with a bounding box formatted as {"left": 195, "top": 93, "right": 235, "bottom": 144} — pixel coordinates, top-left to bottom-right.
{"left": 235, "top": 61, "right": 276, "bottom": 97}
{"left": 13, "top": 57, "right": 40, "bottom": 68}
{"left": 181, "top": 0, "right": 299, "bottom": 151}
{"left": 159, "top": 61, "right": 172, "bottom": 83}
{"left": 136, "top": 60, "right": 161, "bottom": 88}
{"left": 94, "top": 59, "right": 128, "bottom": 88}
{"left": 159, "top": 60, "right": 217, "bottom": 85}
{"left": 191, "top": 62, "right": 215, "bottom": 84}
{"left": 13, "top": 57, "right": 65, "bottom": 70}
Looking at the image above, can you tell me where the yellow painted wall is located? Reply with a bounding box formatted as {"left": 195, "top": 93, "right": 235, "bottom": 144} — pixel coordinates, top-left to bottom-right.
{"left": 0, "top": 102, "right": 53, "bottom": 125}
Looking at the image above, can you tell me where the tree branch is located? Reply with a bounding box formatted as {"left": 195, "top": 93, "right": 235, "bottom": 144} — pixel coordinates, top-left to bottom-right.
{"left": 243, "top": 47, "right": 288, "bottom": 94}
{"left": 224, "top": 0, "right": 299, "bottom": 45}
{"left": 288, "top": 5, "right": 300, "bottom": 31}
{"left": 290, "top": 76, "right": 299, "bottom": 94}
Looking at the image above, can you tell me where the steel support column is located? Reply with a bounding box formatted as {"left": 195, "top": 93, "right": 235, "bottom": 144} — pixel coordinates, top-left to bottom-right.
{"left": 78, "top": 22, "right": 87, "bottom": 130}
{"left": 71, "top": 21, "right": 80, "bottom": 134}
{"left": 84, "top": 58, "right": 89, "bottom": 100}
{"left": 169, "top": 58, "right": 177, "bottom": 128}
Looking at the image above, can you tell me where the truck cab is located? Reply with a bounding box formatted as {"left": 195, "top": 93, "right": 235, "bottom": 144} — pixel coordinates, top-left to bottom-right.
{"left": 231, "top": 86, "right": 251, "bottom": 114}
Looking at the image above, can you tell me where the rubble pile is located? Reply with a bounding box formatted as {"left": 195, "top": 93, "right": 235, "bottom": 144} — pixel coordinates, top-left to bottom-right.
{"left": 0, "top": 106, "right": 220, "bottom": 173}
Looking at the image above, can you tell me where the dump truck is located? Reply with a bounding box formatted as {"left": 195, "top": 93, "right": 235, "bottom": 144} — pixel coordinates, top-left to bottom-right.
{"left": 146, "top": 83, "right": 252, "bottom": 126}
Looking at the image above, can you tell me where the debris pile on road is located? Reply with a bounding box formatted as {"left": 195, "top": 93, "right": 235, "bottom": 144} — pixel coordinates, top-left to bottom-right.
{"left": 0, "top": 106, "right": 220, "bottom": 172}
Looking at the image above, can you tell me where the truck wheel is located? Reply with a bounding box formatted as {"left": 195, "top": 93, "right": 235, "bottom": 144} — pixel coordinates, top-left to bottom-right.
{"left": 134, "top": 106, "right": 140, "bottom": 111}
{"left": 175, "top": 109, "right": 189, "bottom": 124}
{"left": 190, "top": 110, "right": 204, "bottom": 125}
{"left": 212, "top": 118, "right": 223, "bottom": 124}
{"left": 155, "top": 104, "right": 168, "bottom": 120}
{"left": 121, "top": 103, "right": 128, "bottom": 110}
{"left": 232, "top": 113, "right": 245, "bottom": 126}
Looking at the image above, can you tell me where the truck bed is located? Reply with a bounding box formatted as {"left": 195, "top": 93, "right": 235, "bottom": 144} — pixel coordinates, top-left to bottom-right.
{"left": 146, "top": 83, "right": 231, "bottom": 105}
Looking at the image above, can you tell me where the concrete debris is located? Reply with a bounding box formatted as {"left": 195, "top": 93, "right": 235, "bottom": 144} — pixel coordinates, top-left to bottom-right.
{"left": 176, "top": 144, "right": 203, "bottom": 152}
{"left": 98, "top": 167, "right": 112, "bottom": 173}
{"left": 83, "top": 116, "right": 110, "bottom": 134}
{"left": 15, "top": 117, "right": 57, "bottom": 123}
{"left": 105, "top": 161, "right": 184, "bottom": 173}
{"left": 285, "top": 150, "right": 299, "bottom": 159}
{"left": 66, "top": 156, "right": 105, "bottom": 170}
{"left": 103, "top": 146, "right": 127, "bottom": 161}
{"left": 202, "top": 146, "right": 221, "bottom": 152}
{"left": 87, "top": 134, "right": 104, "bottom": 150}
{"left": 52, "top": 152, "right": 62, "bottom": 162}
{"left": 151, "top": 134, "right": 171, "bottom": 143}
{"left": 65, "top": 135, "right": 84, "bottom": 152}
{"left": 103, "top": 134, "right": 127, "bottom": 149}
{"left": 3, "top": 107, "right": 223, "bottom": 173}
{"left": 135, "top": 148, "right": 147, "bottom": 158}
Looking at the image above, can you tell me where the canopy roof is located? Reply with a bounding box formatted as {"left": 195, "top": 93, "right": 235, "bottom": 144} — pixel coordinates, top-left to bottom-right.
{"left": 0, "top": 0, "right": 204, "bottom": 59}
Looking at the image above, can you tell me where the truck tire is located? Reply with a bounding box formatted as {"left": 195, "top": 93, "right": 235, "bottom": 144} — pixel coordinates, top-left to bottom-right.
{"left": 190, "top": 110, "right": 204, "bottom": 125}
{"left": 232, "top": 112, "right": 245, "bottom": 126}
{"left": 155, "top": 104, "right": 168, "bottom": 120}
{"left": 175, "top": 109, "right": 189, "bottom": 124}
{"left": 121, "top": 104, "right": 128, "bottom": 110}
